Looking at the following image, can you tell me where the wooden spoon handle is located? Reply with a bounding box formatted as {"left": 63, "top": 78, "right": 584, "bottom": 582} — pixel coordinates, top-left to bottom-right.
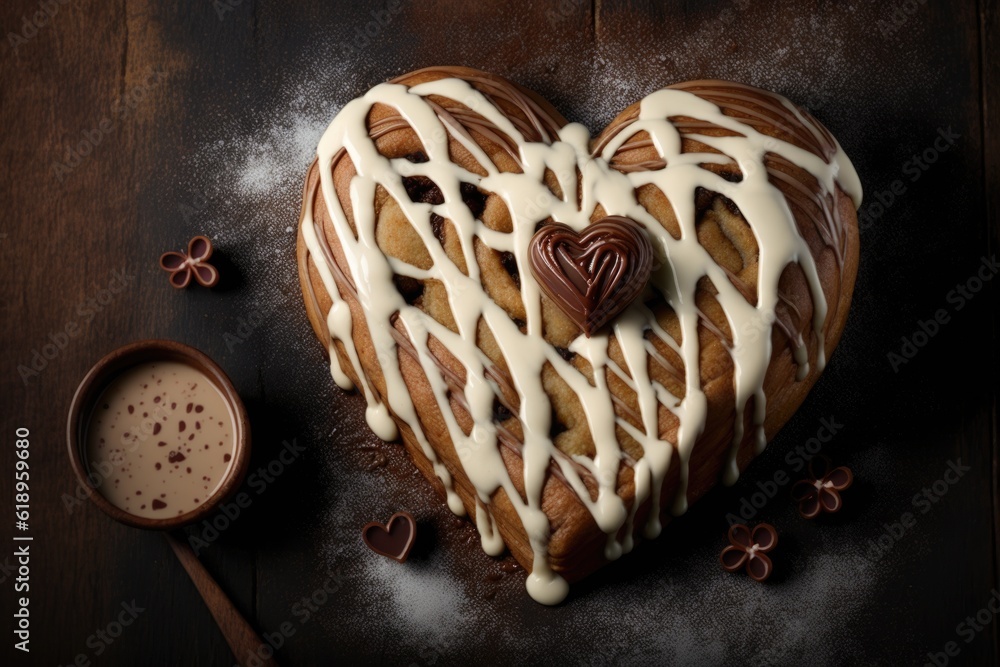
{"left": 165, "top": 531, "right": 278, "bottom": 667}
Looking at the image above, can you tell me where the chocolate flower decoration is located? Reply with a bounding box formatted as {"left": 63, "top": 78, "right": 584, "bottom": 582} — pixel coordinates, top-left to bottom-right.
{"left": 159, "top": 235, "right": 219, "bottom": 289}
{"left": 791, "top": 456, "right": 853, "bottom": 519}
{"left": 720, "top": 523, "right": 778, "bottom": 582}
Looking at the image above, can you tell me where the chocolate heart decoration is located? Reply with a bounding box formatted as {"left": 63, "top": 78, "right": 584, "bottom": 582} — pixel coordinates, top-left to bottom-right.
{"left": 528, "top": 216, "right": 654, "bottom": 336}
{"left": 361, "top": 511, "right": 416, "bottom": 563}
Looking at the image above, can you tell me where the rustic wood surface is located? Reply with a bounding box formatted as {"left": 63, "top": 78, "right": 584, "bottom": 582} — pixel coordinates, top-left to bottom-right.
{"left": 1, "top": 1, "right": 998, "bottom": 665}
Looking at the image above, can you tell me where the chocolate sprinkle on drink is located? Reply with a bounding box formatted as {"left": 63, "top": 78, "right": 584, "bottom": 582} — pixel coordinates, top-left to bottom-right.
{"left": 84, "top": 361, "right": 239, "bottom": 519}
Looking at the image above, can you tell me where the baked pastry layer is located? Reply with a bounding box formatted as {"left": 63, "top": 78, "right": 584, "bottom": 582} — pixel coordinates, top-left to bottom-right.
{"left": 297, "top": 66, "right": 861, "bottom": 604}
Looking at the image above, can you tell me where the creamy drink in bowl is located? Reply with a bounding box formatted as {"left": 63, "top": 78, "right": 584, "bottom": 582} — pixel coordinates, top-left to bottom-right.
{"left": 67, "top": 340, "right": 276, "bottom": 666}
{"left": 85, "top": 360, "right": 238, "bottom": 518}
{"left": 68, "top": 340, "right": 249, "bottom": 529}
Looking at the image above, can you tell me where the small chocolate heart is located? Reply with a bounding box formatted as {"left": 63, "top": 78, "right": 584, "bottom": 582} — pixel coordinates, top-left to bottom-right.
{"left": 361, "top": 511, "right": 416, "bottom": 563}
{"left": 528, "top": 216, "right": 654, "bottom": 336}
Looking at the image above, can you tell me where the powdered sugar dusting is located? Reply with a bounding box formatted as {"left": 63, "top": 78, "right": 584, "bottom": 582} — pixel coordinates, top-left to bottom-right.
{"left": 309, "top": 418, "right": 896, "bottom": 663}
{"left": 180, "top": 43, "right": 389, "bottom": 301}
{"left": 364, "top": 555, "right": 470, "bottom": 638}
{"left": 176, "top": 0, "right": 933, "bottom": 659}
{"left": 234, "top": 111, "right": 327, "bottom": 198}
{"left": 314, "top": 424, "right": 485, "bottom": 650}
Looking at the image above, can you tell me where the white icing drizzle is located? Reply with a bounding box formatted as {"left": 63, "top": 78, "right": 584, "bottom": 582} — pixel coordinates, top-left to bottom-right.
{"left": 300, "top": 74, "right": 861, "bottom": 605}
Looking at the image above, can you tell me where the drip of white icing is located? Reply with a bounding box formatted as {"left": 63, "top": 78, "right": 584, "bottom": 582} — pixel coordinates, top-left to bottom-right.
{"left": 301, "top": 76, "right": 861, "bottom": 605}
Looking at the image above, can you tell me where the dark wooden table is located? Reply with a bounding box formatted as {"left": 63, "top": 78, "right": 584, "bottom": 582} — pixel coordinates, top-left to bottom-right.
{"left": 2, "top": 1, "right": 998, "bottom": 665}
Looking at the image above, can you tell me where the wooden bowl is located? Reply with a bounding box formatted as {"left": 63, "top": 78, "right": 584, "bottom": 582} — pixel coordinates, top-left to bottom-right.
{"left": 66, "top": 339, "right": 251, "bottom": 530}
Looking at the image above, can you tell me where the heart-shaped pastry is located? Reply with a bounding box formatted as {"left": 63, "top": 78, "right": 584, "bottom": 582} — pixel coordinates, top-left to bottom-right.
{"left": 297, "top": 66, "right": 862, "bottom": 604}
{"left": 362, "top": 511, "right": 417, "bottom": 563}
{"left": 528, "top": 216, "right": 654, "bottom": 336}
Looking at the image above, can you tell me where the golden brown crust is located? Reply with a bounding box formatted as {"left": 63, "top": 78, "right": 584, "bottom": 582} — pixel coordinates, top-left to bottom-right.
{"left": 296, "top": 68, "right": 859, "bottom": 583}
